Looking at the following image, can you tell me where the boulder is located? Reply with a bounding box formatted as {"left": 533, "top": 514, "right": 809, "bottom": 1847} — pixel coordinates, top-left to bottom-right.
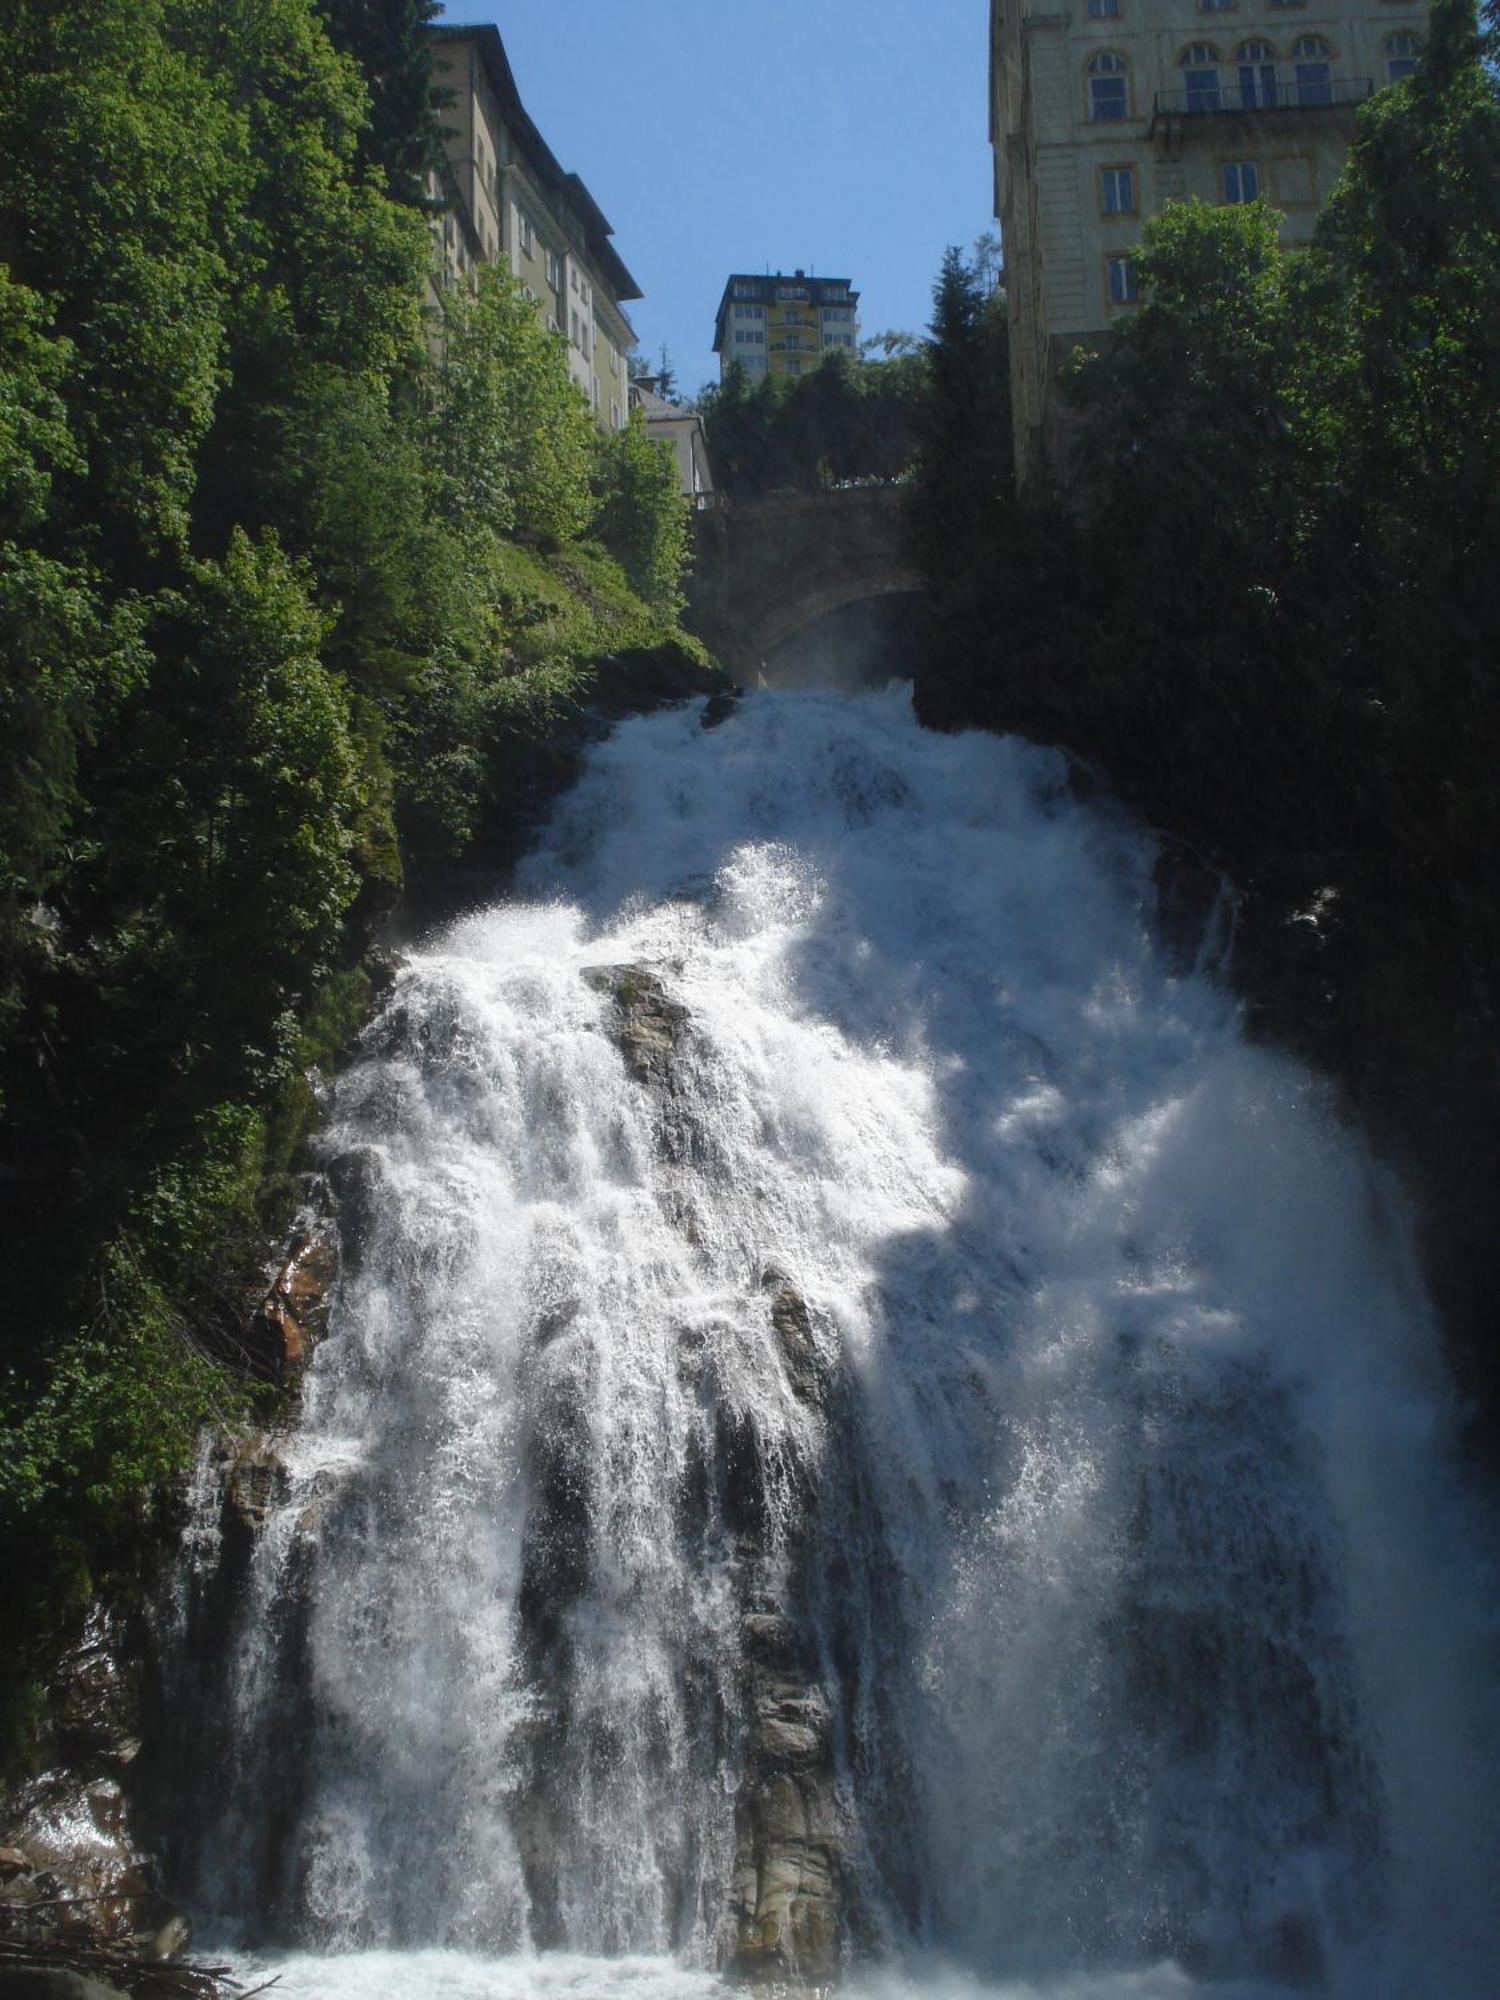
{"left": 581, "top": 964, "right": 689, "bottom": 1092}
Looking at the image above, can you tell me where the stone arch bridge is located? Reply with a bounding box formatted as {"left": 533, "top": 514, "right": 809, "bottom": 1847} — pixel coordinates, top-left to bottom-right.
{"left": 685, "top": 486, "right": 922, "bottom": 682}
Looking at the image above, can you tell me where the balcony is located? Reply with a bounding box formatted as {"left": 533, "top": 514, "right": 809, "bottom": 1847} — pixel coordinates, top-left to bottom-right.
{"left": 1152, "top": 76, "right": 1373, "bottom": 124}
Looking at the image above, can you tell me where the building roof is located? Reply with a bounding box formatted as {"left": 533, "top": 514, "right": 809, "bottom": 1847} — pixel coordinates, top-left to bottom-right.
{"left": 713, "top": 271, "right": 860, "bottom": 350}
{"left": 431, "top": 24, "right": 643, "bottom": 305}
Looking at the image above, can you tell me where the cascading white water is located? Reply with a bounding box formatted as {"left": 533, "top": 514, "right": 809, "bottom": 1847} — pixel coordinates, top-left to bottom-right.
{"left": 173, "top": 687, "right": 1500, "bottom": 2000}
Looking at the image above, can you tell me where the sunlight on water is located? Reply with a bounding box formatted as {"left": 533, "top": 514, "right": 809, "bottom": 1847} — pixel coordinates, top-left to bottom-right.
{"left": 171, "top": 688, "right": 1500, "bottom": 2000}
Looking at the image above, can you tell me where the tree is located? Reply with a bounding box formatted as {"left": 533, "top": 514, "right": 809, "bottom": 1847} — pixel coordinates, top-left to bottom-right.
{"left": 432, "top": 265, "right": 597, "bottom": 546}
{"left": 592, "top": 410, "right": 690, "bottom": 613}
{"left": 911, "top": 245, "right": 1012, "bottom": 596}
{"left": 313, "top": 0, "right": 445, "bottom": 205}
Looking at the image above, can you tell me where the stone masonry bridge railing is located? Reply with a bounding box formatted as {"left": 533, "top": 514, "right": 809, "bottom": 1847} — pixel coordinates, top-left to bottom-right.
{"left": 685, "top": 485, "right": 923, "bottom": 682}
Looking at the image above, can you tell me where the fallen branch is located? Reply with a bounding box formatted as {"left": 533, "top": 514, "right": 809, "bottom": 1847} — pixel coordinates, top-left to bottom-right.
{"left": 0, "top": 1926, "right": 267, "bottom": 1997}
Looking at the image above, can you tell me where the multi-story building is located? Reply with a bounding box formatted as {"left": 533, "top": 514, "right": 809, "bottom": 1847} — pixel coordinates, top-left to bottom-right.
{"left": 990, "top": 0, "right": 1430, "bottom": 480}
{"left": 428, "top": 25, "right": 641, "bottom": 432}
{"left": 713, "top": 271, "right": 861, "bottom": 383}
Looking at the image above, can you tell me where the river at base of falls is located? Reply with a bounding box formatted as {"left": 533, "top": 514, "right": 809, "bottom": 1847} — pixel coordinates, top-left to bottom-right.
{"left": 221, "top": 1945, "right": 1313, "bottom": 1998}
{"left": 171, "top": 687, "right": 1499, "bottom": 2000}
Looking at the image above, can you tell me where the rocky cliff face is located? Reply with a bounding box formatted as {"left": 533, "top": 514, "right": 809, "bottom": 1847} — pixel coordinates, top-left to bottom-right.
{"left": 580, "top": 966, "right": 846, "bottom": 1988}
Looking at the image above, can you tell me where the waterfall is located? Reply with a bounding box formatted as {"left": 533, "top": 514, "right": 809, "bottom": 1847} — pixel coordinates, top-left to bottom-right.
{"left": 167, "top": 687, "right": 1500, "bottom": 1999}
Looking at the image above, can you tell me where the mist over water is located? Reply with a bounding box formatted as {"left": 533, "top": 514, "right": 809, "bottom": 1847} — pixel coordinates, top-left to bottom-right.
{"left": 176, "top": 688, "right": 1500, "bottom": 1999}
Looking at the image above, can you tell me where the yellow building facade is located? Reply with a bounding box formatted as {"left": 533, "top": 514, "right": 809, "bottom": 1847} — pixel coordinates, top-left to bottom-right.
{"left": 713, "top": 272, "right": 861, "bottom": 382}
{"left": 990, "top": 0, "right": 1431, "bottom": 480}
{"left": 429, "top": 26, "right": 640, "bottom": 433}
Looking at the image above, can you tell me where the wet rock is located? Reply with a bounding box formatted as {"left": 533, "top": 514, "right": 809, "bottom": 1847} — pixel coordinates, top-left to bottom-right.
{"left": 145, "top": 1912, "right": 192, "bottom": 1960}
{"left": 581, "top": 963, "right": 689, "bottom": 1091}
{"left": 0, "top": 1761, "right": 169, "bottom": 1955}
{"left": 728, "top": 1761, "right": 842, "bottom": 1988}
{"left": 327, "top": 1147, "right": 383, "bottom": 1276}
{"left": 1152, "top": 838, "right": 1228, "bottom": 977}
{"left": 223, "top": 1435, "right": 289, "bottom": 1538}
{"left": 700, "top": 687, "right": 745, "bottom": 730}
{"left": 761, "top": 1270, "right": 823, "bottom": 1405}
{"left": 245, "top": 1223, "right": 337, "bottom": 1380}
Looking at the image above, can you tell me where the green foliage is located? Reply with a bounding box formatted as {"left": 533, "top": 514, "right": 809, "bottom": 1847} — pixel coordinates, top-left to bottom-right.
{"left": 592, "top": 409, "right": 691, "bottom": 613}
{"left": 0, "top": 0, "right": 713, "bottom": 1717}
{"left": 313, "top": 0, "right": 445, "bottom": 204}
{"left": 0, "top": 0, "right": 243, "bottom": 560}
{"left": 700, "top": 347, "right": 926, "bottom": 500}
{"left": 913, "top": 0, "right": 1500, "bottom": 1422}
{"left": 911, "top": 244, "right": 1013, "bottom": 600}
{"left": 433, "top": 265, "right": 597, "bottom": 546}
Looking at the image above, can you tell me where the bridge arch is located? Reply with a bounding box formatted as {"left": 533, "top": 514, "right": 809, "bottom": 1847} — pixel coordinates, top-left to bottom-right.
{"left": 686, "top": 487, "right": 923, "bottom": 682}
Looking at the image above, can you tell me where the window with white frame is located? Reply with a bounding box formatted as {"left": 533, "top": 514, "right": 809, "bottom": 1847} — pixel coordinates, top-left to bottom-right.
{"left": 1221, "top": 159, "right": 1260, "bottom": 202}
{"left": 1293, "top": 36, "right": 1332, "bottom": 103}
{"left": 1107, "top": 254, "right": 1139, "bottom": 304}
{"left": 545, "top": 249, "right": 562, "bottom": 291}
{"left": 517, "top": 208, "right": 533, "bottom": 255}
{"left": 1384, "top": 30, "right": 1420, "bottom": 80}
{"left": 1087, "top": 52, "right": 1129, "bottom": 120}
{"left": 1100, "top": 164, "right": 1135, "bottom": 213}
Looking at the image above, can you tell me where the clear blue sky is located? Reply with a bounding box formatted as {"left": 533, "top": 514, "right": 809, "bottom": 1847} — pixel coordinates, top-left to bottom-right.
{"left": 436, "top": 0, "right": 994, "bottom": 396}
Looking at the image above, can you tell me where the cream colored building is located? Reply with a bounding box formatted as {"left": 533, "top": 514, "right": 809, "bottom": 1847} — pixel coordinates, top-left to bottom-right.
{"left": 990, "top": 0, "right": 1430, "bottom": 480}
{"left": 428, "top": 25, "right": 641, "bottom": 432}
{"left": 630, "top": 379, "right": 716, "bottom": 507}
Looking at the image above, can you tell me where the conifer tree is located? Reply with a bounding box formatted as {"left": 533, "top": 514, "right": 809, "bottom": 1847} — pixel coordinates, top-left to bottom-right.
{"left": 314, "top": 0, "right": 444, "bottom": 203}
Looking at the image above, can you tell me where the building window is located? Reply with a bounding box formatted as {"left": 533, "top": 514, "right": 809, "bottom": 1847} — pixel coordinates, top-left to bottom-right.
{"left": 1198, "top": 0, "right": 1234, "bottom": 11}
{"left": 1106, "top": 255, "right": 1140, "bottom": 305}
{"left": 1100, "top": 165, "right": 1136, "bottom": 214}
{"left": 732, "top": 280, "right": 758, "bottom": 299}
{"left": 545, "top": 249, "right": 562, "bottom": 291}
{"left": 1234, "top": 42, "right": 1278, "bottom": 107}
{"left": 1087, "top": 52, "right": 1129, "bottom": 120}
{"left": 1221, "top": 159, "right": 1260, "bottom": 202}
{"left": 1384, "top": 30, "right": 1421, "bottom": 80}
{"left": 1268, "top": 0, "right": 1305, "bottom": 8}
{"left": 1180, "top": 44, "right": 1222, "bottom": 112}
{"left": 1292, "top": 37, "right": 1333, "bottom": 103}
{"left": 1088, "top": 0, "right": 1121, "bottom": 16}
